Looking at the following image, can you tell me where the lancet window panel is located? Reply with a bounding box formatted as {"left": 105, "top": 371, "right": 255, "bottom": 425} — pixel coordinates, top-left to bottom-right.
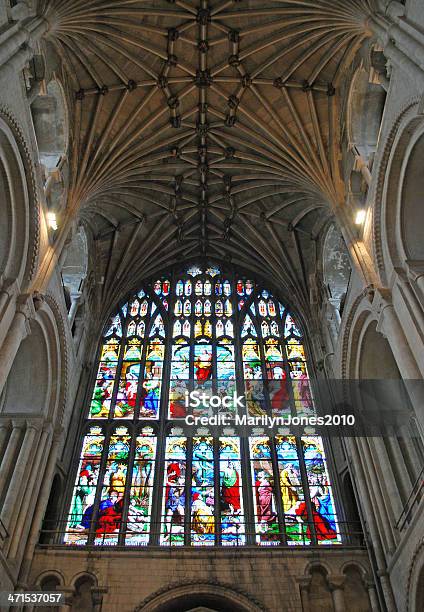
{"left": 63, "top": 264, "right": 341, "bottom": 547}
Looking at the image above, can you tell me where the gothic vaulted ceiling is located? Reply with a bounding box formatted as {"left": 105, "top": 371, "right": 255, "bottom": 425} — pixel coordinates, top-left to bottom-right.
{"left": 38, "top": 0, "right": 374, "bottom": 315}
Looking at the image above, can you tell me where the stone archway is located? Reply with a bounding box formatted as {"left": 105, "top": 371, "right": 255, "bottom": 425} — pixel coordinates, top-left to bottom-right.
{"left": 135, "top": 582, "right": 266, "bottom": 612}
{"left": 0, "top": 110, "right": 39, "bottom": 289}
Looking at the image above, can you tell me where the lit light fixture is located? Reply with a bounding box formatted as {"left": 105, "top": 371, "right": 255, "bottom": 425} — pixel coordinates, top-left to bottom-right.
{"left": 47, "top": 211, "right": 58, "bottom": 230}
{"left": 355, "top": 209, "right": 366, "bottom": 225}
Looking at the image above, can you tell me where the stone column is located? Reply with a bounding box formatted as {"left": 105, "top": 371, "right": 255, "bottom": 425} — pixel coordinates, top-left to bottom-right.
{"left": 18, "top": 431, "right": 62, "bottom": 584}
{"left": 0, "top": 421, "right": 23, "bottom": 504}
{"left": 365, "top": 580, "right": 380, "bottom": 612}
{"left": 346, "top": 439, "right": 397, "bottom": 611}
{"left": 0, "top": 420, "right": 10, "bottom": 458}
{"left": 376, "top": 291, "right": 424, "bottom": 434}
{"left": 91, "top": 588, "right": 107, "bottom": 612}
{"left": 296, "top": 577, "right": 311, "bottom": 612}
{"left": 7, "top": 425, "right": 51, "bottom": 559}
{"left": 327, "top": 575, "right": 346, "bottom": 612}
{"left": 0, "top": 423, "right": 39, "bottom": 532}
{"left": 0, "top": 278, "right": 18, "bottom": 319}
{"left": 406, "top": 261, "right": 424, "bottom": 312}
{"left": 0, "top": 294, "right": 35, "bottom": 395}
{"left": 357, "top": 437, "right": 397, "bottom": 553}
{"left": 369, "top": 12, "right": 424, "bottom": 82}
{"left": 59, "top": 587, "right": 76, "bottom": 611}
{"left": 0, "top": 17, "right": 49, "bottom": 76}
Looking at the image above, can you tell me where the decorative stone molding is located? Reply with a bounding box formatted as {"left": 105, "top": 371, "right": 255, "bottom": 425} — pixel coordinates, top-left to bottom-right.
{"left": 44, "top": 293, "right": 69, "bottom": 427}
{"left": 372, "top": 99, "right": 420, "bottom": 282}
{"left": 340, "top": 292, "right": 371, "bottom": 379}
{"left": 134, "top": 580, "right": 268, "bottom": 612}
{"left": 0, "top": 106, "right": 40, "bottom": 284}
{"left": 405, "top": 536, "right": 424, "bottom": 611}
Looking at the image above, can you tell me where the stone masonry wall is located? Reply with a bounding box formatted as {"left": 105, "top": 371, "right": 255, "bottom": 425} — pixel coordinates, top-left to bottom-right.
{"left": 29, "top": 547, "right": 372, "bottom": 611}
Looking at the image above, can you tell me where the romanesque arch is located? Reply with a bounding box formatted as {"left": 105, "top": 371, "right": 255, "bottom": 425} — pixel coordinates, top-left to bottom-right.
{"left": 375, "top": 102, "right": 424, "bottom": 285}
{"left": 135, "top": 581, "right": 266, "bottom": 612}
{"left": 0, "top": 110, "right": 39, "bottom": 290}
{"left": 0, "top": 294, "right": 67, "bottom": 424}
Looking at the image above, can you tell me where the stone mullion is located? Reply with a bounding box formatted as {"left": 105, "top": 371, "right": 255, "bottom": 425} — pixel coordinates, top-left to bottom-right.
{"left": 152, "top": 429, "right": 166, "bottom": 545}
{"left": 134, "top": 290, "right": 155, "bottom": 421}
{"left": 211, "top": 274, "right": 219, "bottom": 546}
{"left": 240, "top": 436, "right": 255, "bottom": 545}
{"left": 87, "top": 425, "right": 112, "bottom": 545}
{"left": 184, "top": 436, "right": 194, "bottom": 546}
{"left": 60, "top": 422, "right": 90, "bottom": 544}
{"left": 255, "top": 294, "right": 272, "bottom": 417}
{"left": 214, "top": 436, "right": 220, "bottom": 546}
{"left": 108, "top": 304, "right": 131, "bottom": 420}
{"left": 213, "top": 275, "right": 219, "bottom": 376}
{"left": 297, "top": 437, "right": 318, "bottom": 546}
{"left": 152, "top": 270, "right": 176, "bottom": 544}
{"left": 233, "top": 273, "right": 255, "bottom": 545}
{"left": 117, "top": 422, "right": 137, "bottom": 546}
{"left": 188, "top": 274, "right": 195, "bottom": 422}
{"left": 255, "top": 295, "right": 287, "bottom": 543}
{"left": 269, "top": 436, "right": 288, "bottom": 546}
{"left": 279, "top": 312, "right": 298, "bottom": 420}
{"left": 162, "top": 270, "right": 177, "bottom": 423}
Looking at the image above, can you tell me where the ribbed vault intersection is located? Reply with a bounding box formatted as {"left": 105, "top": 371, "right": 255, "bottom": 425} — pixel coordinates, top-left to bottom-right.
{"left": 38, "top": 0, "right": 374, "bottom": 314}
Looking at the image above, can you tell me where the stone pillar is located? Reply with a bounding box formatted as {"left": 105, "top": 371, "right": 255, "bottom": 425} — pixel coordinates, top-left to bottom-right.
{"left": 357, "top": 438, "right": 397, "bottom": 553}
{"left": 376, "top": 291, "right": 424, "bottom": 434}
{"left": 0, "top": 420, "right": 10, "bottom": 458}
{"left": 0, "top": 277, "right": 18, "bottom": 318}
{"left": 406, "top": 260, "right": 424, "bottom": 312}
{"left": 0, "top": 17, "right": 49, "bottom": 75}
{"left": 346, "top": 439, "right": 398, "bottom": 611}
{"left": 60, "top": 587, "right": 76, "bottom": 611}
{"left": 18, "top": 431, "right": 62, "bottom": 584}
{"left": 369, "top": 13, "right": 424, "bottom": 82}
{"left": 92, "top": 588, "right": 107, "bottom": 612}
{"left": 0, "top": 294, "right": 35, "bottom": 395}
{"left": 365, "top": 580, "right": 380, "bottom": 612}
{"left": 7, "top": 426, "right": 51, "bottom": 559}
{"left": 377, "top": 570, "right": 397, "bottom": 612}
{"left": 0, "top": 423, "right": 39, "bottom": 532}
{"left": 327, "top": 575, "right": 346, "bottom": 612}
{"left": 0, "top": 421, "right": 23, "bottom": 504}
{"left": 296, "top": 577, "right": 311, "bottom": 612}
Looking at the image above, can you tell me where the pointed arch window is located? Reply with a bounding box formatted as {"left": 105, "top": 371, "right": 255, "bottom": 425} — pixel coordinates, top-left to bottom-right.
{"left": 63, "top": 265, "right": 341, "bottom": 547}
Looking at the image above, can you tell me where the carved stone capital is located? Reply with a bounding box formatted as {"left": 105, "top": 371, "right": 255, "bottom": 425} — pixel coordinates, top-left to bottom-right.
{"left": 0, "top": 277, "right": 20, "bottom": 299}
{"left": 16, "top": 293, "right": 36, "bottom": 321}
{"left": 372, "top": 287, "right": 393, "bottom": 318}
{"left": 296, "top": 576, "right": 312, "bottom": 591}
{"left": 25, "top": 420, "right": 43, "bottom": 433}
{"left": 327, "top": 574, "right": 346, "bottom": 591}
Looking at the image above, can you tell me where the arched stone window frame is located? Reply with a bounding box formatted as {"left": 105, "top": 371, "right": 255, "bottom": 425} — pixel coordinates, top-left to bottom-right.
{"left": 60, "top": 263, "right": 344, "bottom": 548}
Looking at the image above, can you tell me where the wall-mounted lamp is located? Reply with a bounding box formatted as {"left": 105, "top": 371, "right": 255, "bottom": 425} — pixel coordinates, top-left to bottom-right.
{"left": 355, "top": 209, "right": 366, "bottom": 225}
{"left": 47, "top": 211, "right": 58, "bottom": 230}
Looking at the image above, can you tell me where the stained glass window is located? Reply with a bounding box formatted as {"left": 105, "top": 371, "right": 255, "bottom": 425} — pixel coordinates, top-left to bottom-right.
{"left": 64, "top": 265, "right": 340, "bottom": 547}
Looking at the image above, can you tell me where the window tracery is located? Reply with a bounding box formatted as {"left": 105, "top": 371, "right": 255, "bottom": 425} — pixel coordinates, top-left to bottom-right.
{"left": 64, "top": 264, "right": 340, "bottom": 547}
